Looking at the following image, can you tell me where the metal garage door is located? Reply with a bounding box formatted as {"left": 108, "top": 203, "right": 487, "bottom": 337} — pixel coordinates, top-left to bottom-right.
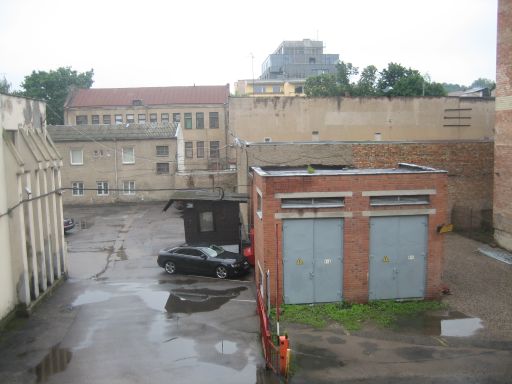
{"left": 369, "top": 216, "right": 428, "bottom": 300}
{"left": 283, "top": 218, "right": 343, "bottom": 304}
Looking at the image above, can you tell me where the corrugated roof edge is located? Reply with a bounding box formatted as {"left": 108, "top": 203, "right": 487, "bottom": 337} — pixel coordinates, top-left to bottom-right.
{"left": 46, "top": 123, "right": 178, "bottom": 142}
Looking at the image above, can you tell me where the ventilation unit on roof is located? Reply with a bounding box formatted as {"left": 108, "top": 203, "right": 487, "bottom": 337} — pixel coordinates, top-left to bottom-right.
{"left": 132, "top": 99, "right": 143, "bottom": 106}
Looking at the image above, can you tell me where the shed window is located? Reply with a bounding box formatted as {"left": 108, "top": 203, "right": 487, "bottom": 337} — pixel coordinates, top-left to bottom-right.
{"left": 370, "top": 195, "right": 430, "bottom": 206}
{"left": 199, "top": 211, "right": 214, "bottom": 232}
{"left": 281, "top": 197, "right": 345, "bottom": 208}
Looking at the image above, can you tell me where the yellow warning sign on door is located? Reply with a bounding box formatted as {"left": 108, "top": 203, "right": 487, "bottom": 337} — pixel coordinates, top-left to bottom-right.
{"left": 383, "top": 256, "right": 390, "bottom": 263}
{"left": 296, "top": 258, "right": 304, "bottom": 265}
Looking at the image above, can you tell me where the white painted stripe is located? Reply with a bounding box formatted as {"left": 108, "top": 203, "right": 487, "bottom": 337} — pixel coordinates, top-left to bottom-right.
{"left": 362, "top": 209, "right": 436, "bottom": 217}
{"left": 275, "top": 211, "right": 353, "bottom": 219}
{"left": 362, "top": 189, "right": 436, "bottom": 197}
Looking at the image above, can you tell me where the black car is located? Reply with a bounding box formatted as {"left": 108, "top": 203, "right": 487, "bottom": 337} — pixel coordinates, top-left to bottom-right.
{"left": 64, "top": 218, "right": 75, "bottom": 232}
{"left": 157, "top": 244, "right": 250, "bottom": 279}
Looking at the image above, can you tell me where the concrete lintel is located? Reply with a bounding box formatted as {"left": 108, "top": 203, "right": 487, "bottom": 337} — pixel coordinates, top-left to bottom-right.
{"left": 362, "top": 209, "right": 436, "bottom": 217}
{"left": 362, "top": 189, "right": 437, "bottom": 197}
{"left": 275, "top": 211, "right": 353, "bottom": 219}
{"left": 275, "top": 191, "right": 353, "bottom": 199}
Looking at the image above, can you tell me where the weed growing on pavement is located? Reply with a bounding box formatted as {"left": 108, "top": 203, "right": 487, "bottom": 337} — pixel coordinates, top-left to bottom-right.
{"left": 275, "top": 300, "right": 446, "bottom": 331}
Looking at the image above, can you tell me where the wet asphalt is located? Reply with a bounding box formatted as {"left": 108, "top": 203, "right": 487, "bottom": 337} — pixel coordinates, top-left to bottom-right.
{"left": 0, "top": 203, "right": 278, "bottom": 384}
{"left": 1, "top": 204, "right": 511, "bottom": 383}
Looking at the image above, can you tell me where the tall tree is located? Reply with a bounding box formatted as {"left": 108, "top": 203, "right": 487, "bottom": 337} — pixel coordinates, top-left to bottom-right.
{"left": 0, "top": 76, "right": 12, "bottom": 94}
{"left": 304, "top": 73, "right": 339, "bottom": 97}
{"left": 470, "top": 78, "right": 496, "bottom": 90}
{"left": 377, "top": 62, "right": 408, "bottom": 91}
{"left": 355, "top": 65, "right": 378, "bottom": 96}
{"left": 336, "top": 61, "right": 358, "bottom": 94}
{"left": 20, "top": 67, "right": 94, "bottom": 125}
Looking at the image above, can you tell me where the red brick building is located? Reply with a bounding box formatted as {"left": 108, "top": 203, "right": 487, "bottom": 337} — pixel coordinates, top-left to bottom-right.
{"left": 494, "top": 0, "right": 512, "bottom": 250}
{"left": 251, "top": 163, "right": 447, "bottom": 305}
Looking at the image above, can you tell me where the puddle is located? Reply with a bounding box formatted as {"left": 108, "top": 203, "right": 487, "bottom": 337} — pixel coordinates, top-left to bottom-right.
{"left": 72, "top": 290, "right": 113, "bottom": 306}
{"left": 165, "top": 287, "right": 247, "bottom": 314}
{"left": 294, "top": 344, "right": 344, "bottom": 370}
{"left": 30, "top": 344, "right": 72, "bottom": 383}
{"left": 394, "top": 310, "right": 483, "bottom": 337}
{"left": 215, "top": 340, "right": 238, "bottom": 354}
{"left": 158, "top": 278, "right": 198, "bottom": 285}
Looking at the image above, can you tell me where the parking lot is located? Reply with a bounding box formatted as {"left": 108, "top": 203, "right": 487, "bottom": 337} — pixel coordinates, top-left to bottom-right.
{"left": 0, "top": 203, "right": 276, "bottom": 384}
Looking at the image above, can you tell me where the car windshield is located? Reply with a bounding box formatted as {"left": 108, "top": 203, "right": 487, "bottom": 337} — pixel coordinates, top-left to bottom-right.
{"left": 202, "top": 245, "right": 225, "bottom": 258}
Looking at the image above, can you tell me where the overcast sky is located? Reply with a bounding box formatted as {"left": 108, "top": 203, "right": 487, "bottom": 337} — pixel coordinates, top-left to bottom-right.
{"left": 0, "top": 0, "right": 498, "bottom": 92}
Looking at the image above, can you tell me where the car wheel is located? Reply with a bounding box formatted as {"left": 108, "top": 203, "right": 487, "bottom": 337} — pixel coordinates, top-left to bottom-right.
{"left": 215, "top": 265, "right": 228, "bottom": 279}
{"left": 164, "top": 261, "right": 176, "bottom": 275}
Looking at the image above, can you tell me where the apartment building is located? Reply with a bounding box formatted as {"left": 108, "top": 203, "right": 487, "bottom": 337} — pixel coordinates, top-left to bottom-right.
{"left": 64, "top": 85, "right": 230, "bottom": 171}
{"left": 47, "top": 123, "right": 178, "bottom": 204}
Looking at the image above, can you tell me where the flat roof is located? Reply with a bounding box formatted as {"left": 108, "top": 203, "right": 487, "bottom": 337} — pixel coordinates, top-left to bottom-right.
{"left": 251, "top": 163, "right": 447, "bottom": 177}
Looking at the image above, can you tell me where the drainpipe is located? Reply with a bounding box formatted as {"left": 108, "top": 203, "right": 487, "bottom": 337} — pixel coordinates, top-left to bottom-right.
{"left": 114, "top": 139, "right": 118, "bottom": 199}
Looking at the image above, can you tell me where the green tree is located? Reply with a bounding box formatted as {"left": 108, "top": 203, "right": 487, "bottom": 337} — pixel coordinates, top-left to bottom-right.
{"left": 304, "top": 73, "right": 339, "bottom": 97}
{"left": 442, "top": 82, "right": 467, "bottom": 93}
{"left": 20, "top": 67, "right": 94, "bottom": 125}
{"left": 0, "top": 76, "right": 12, "bottom": 94}
{"left": 355, "top": 65, "right": 378, "bottom": 96}
{"left": 470, "top": 78, "right": 496, "bottom": 91}
{"left": 377, "top": 62, "right": 408, "bottom": 91}
{"left": 336, "top": 61, "right": 358, "bottom": 94}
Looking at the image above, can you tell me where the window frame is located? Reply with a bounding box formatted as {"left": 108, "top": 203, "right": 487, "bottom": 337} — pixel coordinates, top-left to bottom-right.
{"left": 199, "top": 211, "right": 214, "bottom": 232}
{"left": 156, "top": 162, "right": 170, "bottom": 174}
{"left": 122, "top": 147, "right": 135, "bottom": 164}
{"left": 149, "top": 113, "right": 157, "bottom": 123}
{"left": 126, "top": 114, "right": 135, "bottom": 123}
{"left": 70, "top": 148, "right": 84, "bottom": 165}
{"left": 209, "top": 112, "right": 219, "bottom": 128}
{"left": 122, "top": 180, "right": 135, "bottom": 195}
{"left": 115, "top": 114, "right": 123, "bottom": 124}
{"left": 103, "top": 115, "right": 111, "bottom": 124}
{"left": 196, "top": 141, "right": 205, "bottom": 158}
{"left": 184, "top": 113, "right": 192, "bottom": 129}
{"left": 91, "top": 115, "right": 100, "bottom": 124}
{"left": 185, "top": 142, "right": 193, "bottom": 158}
{"left": 96, "top": 181, "right": 109, "bottom": 196}
{"left": 161, "top": 113, "right": 169, "bottom": 123}
{"left": 71, "top": 181, "right": 84, "bottom": 196}
{"left": 196, "top": 112, "right": 204, "bottom": 129}
{"left": 138, "top": 114, "right": 146, "bottom": 124}
{"left": 369, "top": 195, "right": 430, "bottom": 206}
{"left": 209, "top": 141, "right": 220, "bottom": 158}
{"left": 281, "top": 197, "right": 345, "bottom": 208}
{"left": 76, "top": 115, "right": 88, "bottom": 125}
{"left": 156, "top": 145, "right": 169, "bottom": 157}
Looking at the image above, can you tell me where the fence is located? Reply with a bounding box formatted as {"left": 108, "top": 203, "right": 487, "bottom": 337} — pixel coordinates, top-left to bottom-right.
{"left": 256, "top": 289, "right": 281, "bottom": 374}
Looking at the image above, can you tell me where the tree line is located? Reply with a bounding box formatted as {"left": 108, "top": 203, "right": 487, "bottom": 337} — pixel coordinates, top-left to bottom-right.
{"left": 304, "top": 61, "right": 495, "bottom": 98}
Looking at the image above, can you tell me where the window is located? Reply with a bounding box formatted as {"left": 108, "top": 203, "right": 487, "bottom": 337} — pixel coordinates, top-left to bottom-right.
{"left": 150, "top": 113, "right": 157, "bottom": 123}
{"left": 156, "top": 162, "right": 169, "bottom": 174}
{"left": 91, "top": 115, "right": 100, "bottom": 124}
{"left": 138, "top": 114, "right": 146, "bottom": 123}
{"left": 199, "top": 211, "right": 214, "bottom": 232}
{"left": 132, "top": 99, "right": 143, "bottom": 106}
{"left": 126, "top": 114, "right": 135, "bottom": 123}
{"left": 256, "top": 189, "right": 262, "bottom": 219}
{"left": 309, "top": 57, "right": 316, "bottom": 64}
{"left": 196, "top": 141, "right": 204, "bottom": 158}
{"left": 97, "top": 181, "right": 109, "bottom": 196}
{"left": 281, "top": 197, "right": 345, "bottom": 208}
{"left": 93, "top": 149, "right": 104, "bottom": 158}
{"left": 370, "top": 195, "right": 430, "bottom": 206}
{"left": 209, "top": 141, "right": 219, "bottom": 158}
{"left": 185, "top": 142, "right": 193, "bottom": 158}
{"left": 156, "top": 145, "right": 169, "bottom": 157}
{"left": 294, "top": 86, "right": 303, "bottom": 94}
{"left": 103, "top": 115, "right": 111, "bottom": 124}
{"left": 184, "top": 113, "right": 192, "bottom": 129}
{"left": 122, "top": 181, "right": 135, "bottom": 195}
{"left": 161, "top": 113, "right": 169, "bottom": 123}
{"left": 173, "top": 113, "right": 181, "bottom": 123}
{"left": 209, "top": 112, "right": 219, "bottom": 128}
{"left": 115, "top": 114, "right": 123, "bottom": 124}
{"left": 272, "top": 86, "right": 282, "bottom": 94}
{"left": 72, "top": 181, "right": 84, "bottom": 196}
{"left": 196, "top": 112, "right": 204, "bottom": 129}
{"left": 122, "top": 147, "right": 135, "bottom": 164}
{"left": 76, "top": 115, "right": 88, "bottom": 125}
{"left": 254, "top": 86, "right": 266, "bottom": 94}
{"left": 70, "top": 149, "right": 83, "bottom": 165}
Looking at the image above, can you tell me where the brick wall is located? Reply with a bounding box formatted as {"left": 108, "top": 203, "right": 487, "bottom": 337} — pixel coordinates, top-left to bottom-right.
{"left": 253, "top": 168, "right": 447, "bottom": 305}
{"left": 494, "top": 0, "right": 512, "bottom": 250}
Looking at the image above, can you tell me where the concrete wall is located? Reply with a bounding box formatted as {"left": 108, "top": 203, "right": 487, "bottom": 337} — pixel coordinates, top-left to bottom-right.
{"left": 237, "top": 141, "right": 493, "bottom": 233}
{"left": 174, "top": 170, "right": 237, "bottom": 192}
{"left": 253, "top": 167, "right": 447, "bottom": 304}
{"left": 494, "top": 0, "right": 512, "bottom": 250}
{"left": 54, "top": 138, "right": 177, "bottom": 205}
{"left": 229, "top": 97, "right": 495, "bottom": 143}
{"left": 1, "top": 94, "right": 65, "bottom": 322}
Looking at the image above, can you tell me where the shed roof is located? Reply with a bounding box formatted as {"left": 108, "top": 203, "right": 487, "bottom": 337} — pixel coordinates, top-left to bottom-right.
{"left": 46, "top": 123, "right": 178, "bottom": 142}
{"left": 65, "top": 85, "right": 230, "bottom": 108}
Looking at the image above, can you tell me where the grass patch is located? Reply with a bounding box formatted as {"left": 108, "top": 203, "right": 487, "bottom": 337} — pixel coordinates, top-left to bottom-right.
{"left": 275, "top": 300, "right": 446, "bottom": 331}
